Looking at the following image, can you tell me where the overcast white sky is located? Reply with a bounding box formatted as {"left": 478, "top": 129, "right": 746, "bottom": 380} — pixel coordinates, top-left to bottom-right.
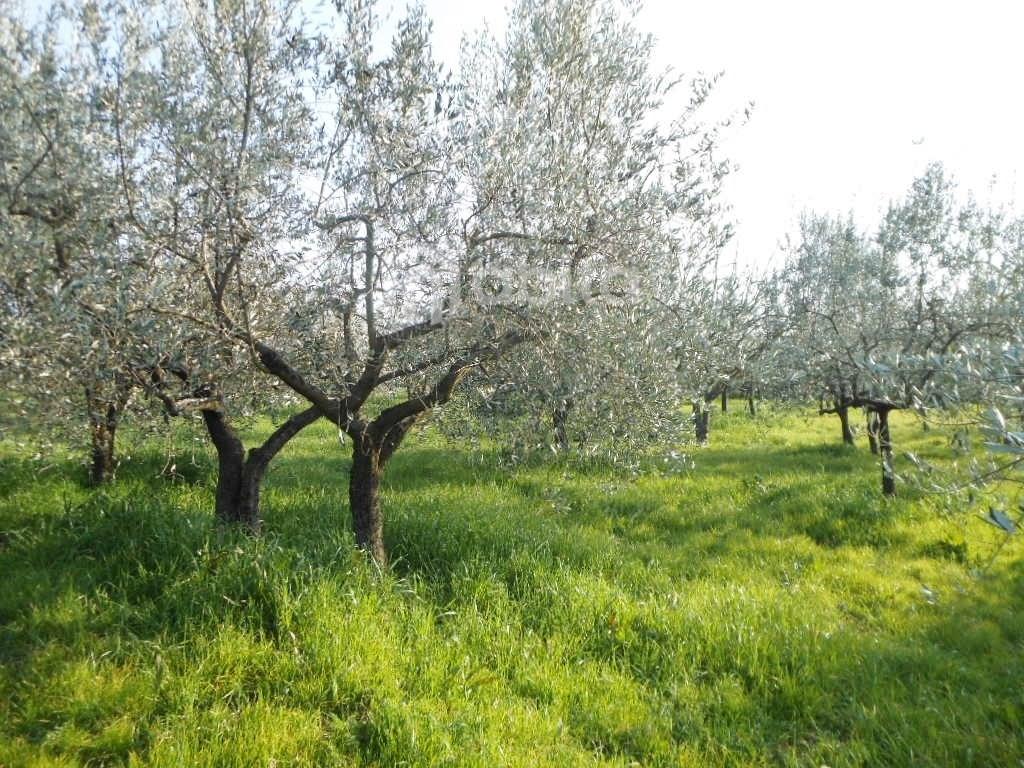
{"left": 413, "top": 0, "right": 1024, "bottom": 270}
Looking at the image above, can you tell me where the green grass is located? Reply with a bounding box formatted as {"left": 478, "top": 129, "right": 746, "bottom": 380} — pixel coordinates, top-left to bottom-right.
{"left": 1, "top": 407, "right": 1022, "bottom": 767}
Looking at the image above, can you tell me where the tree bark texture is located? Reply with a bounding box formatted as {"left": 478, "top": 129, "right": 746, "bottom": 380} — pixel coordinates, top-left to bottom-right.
{"left": 866, "top": 410, "right": 880, "bottom": 455}
{"left": 349, "top": 443, "right": 386, "bottom": 566}
{"left": 837, "top": 405, "right": 855, "bottom": 446}
{"left": 693, "top": 401, "right": 710, "bottom": 445}
{"left": 85, "top": 380, "right": 131, "bottom": 485}
{"left": 201, "top": 406, "right": 319, "bottom": 530}
{"left": 876, "top": 408, "right": 896, "bottom": 496}
{"left": 346, "top": 415, "right": 418, "bottom": 568}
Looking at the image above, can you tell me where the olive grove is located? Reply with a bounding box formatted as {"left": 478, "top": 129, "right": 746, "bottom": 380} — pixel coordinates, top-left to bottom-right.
{"left": 3, "top": 0, "right": 1022, "bottom": 563}
{"left": 775, "top": 164, "right": 1024, "bottom": 495}
{"left": 1, "top": 0, "right": 738, "bottom": 563}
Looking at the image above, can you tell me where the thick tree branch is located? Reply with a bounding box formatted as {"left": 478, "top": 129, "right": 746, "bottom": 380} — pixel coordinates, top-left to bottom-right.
{"left": 247, "top": 405, "right": 321, "bottom": 471}
{"left": 370, "top": 329, "right": 526, "bottom": 434}
{"left": 252, "top": 340, "right": 340, "bottom": 419}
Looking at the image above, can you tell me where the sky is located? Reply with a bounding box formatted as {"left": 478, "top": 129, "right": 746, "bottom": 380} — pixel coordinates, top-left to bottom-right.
{"left": 412, "top": 0, "right": 1024, "bottom": 270}
{"left": 18, "top": 0, "right": 1024, "bottom": 268}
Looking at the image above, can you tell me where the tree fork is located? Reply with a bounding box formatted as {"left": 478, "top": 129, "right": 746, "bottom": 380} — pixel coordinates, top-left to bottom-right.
{"left": 201, "top": 405, "right": 319, "bottom": 530}
{"left": 85, "top": 379, "right": 131, "bottom": 485}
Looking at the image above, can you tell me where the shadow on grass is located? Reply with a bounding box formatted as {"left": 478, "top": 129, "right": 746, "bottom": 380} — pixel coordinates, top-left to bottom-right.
{"left": 695, "top": 441, "right": 875, "bottom": 477}
{"left": 2, "top": 427, "right": 1023, "bottom": 765}
{"left": 0, "top": 433, "right": 915, "bottom": 600}
{"left": 0, "top": 449, "right": 212, "bottom": 506}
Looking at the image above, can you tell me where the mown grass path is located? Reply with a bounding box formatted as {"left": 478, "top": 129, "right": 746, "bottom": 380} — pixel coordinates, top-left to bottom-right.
{"left": 1, "top": 409, "right": 1022, "bottom": 766}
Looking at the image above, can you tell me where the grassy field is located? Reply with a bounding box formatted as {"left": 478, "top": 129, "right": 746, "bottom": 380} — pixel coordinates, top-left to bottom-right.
{"left": 0, "top": 407, "right": 1022, "bottom": 767}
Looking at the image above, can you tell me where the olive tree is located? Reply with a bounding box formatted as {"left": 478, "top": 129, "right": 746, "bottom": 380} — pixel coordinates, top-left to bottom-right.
{"left": 287, "top": 0, "right": 732, "bottom": 562}
{"left": 0, "top": 3, "right": 159, "bottom": 483}
{"left": 777, "top": 166, "right": 1020, "bottom": 495}
{"left": 5, "top": 0, "right": 733, "bottom": 557}
{"left": 777, "top": 214, "right": 893, "bottom": 446}
{"left": 437, "top": 284, "right": 691, "bottom": 462}
{"left": 203, "top": 0, "right": 726, "bottom": 563}
{"left": 669, "top": 267, "right": 781, "bottom": 444}
{"left": 434, "top": 71, "right": 734, "bottom": 462}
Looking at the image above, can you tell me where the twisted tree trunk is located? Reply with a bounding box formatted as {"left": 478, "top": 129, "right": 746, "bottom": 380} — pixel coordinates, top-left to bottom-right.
{"left": 202, "top": 405, "right": 319, "bottom": 530}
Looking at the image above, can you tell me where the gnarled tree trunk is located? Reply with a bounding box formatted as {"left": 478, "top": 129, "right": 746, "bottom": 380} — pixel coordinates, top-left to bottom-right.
{"left": 349, "top": 442, "right": 386, "bottom": 565}
{"left": 837, "top": 404, "right": 854, "bottom": 446}
{"left": 85, "top": 378, "right": 132, "bottom": 485}
{"left": 201, "top": 405, "right": 319, "bottom": 531}
{"left": 202, "top": 410, "right": 250, "bottom": 526}
{"left": 347, "top": 416, "right": 418, "bottom": 568}
{"left": 720, "top": 388, "right": 728, "bottom": 413}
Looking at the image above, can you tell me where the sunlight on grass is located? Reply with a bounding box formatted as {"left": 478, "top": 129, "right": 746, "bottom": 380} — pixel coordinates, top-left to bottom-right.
{"left": 1, "top": 408, "right": 1022, "bottom": 766}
